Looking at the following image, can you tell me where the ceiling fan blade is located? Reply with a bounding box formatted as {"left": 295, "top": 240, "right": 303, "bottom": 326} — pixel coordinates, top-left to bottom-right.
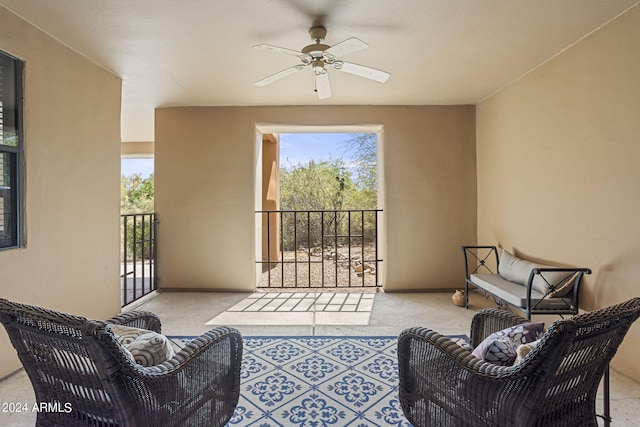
{"left": 334, "top": 61, "right": 390, "bottom": 83}
{"left": 324, "top": 37, "right": 368, "bottom": 59}
{"left": 253, "top": 44, "right": 310, "bottom": 60}
{"left": 315, "top": 70, "right": 332, "bottom": 99}
{"left": 255, "top": 65, "right": 307, "bottom": 87}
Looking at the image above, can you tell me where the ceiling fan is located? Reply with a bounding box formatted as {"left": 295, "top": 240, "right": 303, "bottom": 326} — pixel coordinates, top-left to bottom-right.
{"left": 253, "top": 25, "right": 390, "bottom": 99}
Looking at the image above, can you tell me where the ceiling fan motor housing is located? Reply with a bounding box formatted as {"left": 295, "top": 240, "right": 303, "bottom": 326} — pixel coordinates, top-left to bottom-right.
{"left": 302, "top": 43, "right": 330, "bottom": 58}
{"left": 303, "top": 25, "right": 331, "bottom": 59}
{"left": 308, "top": 26, "right": 327, "bottom": 42}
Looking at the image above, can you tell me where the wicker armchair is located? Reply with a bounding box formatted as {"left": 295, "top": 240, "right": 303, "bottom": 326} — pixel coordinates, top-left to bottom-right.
{"left": 0, "top": 298, "right": 243, "bottom": 427}
{"left": 398, "top": 297, "right": 640, "bottom": 427}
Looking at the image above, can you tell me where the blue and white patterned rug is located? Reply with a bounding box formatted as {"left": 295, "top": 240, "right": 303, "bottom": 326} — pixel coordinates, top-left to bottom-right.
{"left": 169, "top": 335, "right": 468, "bottom": 427}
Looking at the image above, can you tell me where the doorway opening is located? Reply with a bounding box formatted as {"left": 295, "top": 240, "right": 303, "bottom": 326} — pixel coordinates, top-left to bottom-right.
{"left": 120, "top": 156, "right": 156, "bottom": 307}
{"left": 255, "top": 128, "right": 384, "bottom": 292}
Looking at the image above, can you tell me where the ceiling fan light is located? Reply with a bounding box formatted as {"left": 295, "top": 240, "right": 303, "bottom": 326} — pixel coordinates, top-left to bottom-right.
{"left": 312, "top": 59, "right": 326, "bottom": 75}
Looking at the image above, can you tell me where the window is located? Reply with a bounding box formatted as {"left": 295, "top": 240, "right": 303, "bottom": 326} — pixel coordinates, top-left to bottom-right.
{"left": 0, "top": 51, "right": 23, "bottom": 249}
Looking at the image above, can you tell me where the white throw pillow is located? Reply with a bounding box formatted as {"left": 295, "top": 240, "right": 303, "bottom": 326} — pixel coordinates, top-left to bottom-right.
{"left": 109, "top": 324, "right": 149, "bottom": 345}
{"left": 109, "top": 324, "right": 175, "bottom": 366}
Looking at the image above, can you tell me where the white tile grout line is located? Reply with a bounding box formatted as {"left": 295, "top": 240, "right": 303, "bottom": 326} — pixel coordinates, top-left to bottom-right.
{"left": 205, "top": 292, "right": 376, "bottom": 330}
{"left": 312, "top": 292, "right": 317, "bottom": 336}
{"left": 230, "top": 292, "right": 372, "bottom": 314}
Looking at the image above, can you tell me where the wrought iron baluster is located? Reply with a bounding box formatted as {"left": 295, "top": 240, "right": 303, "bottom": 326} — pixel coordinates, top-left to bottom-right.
{"left": 348, "top": 210, "right": 352, "bottom": 287}
{"left": 334, "top": 210, "right": 338, "bottom": 288}
{"left": 120, "top": 213, "right": 158, "bottom": 307}
{"left": 361, "top": 210, "right": 365, "bottom": 287}
{"left": 122, "top": 215, "right": 129, "bottom": 305}
{"left": 321, "top": 211, "right": 325, "bottom": 288}
{"left": 374, "top": 210, "right": 379, "bottom": 287}
{"left": 294, "top": 211, "right": 298, "bottom": 288}
{"left": 266, "top": 211, "right": 271, "bottom": 288}
{"left": 255, "top": 209, "right": 382, "bottom": 289}
{"left": 280, "top": 210, "right": 285, "bottom": 288}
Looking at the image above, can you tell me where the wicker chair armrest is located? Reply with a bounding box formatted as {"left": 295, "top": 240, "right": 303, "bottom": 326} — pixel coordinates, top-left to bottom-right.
{"left": 398, "top": 326, "right": 546, "bottom": 426}
{"left": 399, "top": 327, "right": 524, "bottom": 378}
{"left": 469, "top": 308, "right": 529, "bottom": 348}
{"left": 158, "top": 326, "right": 242, "bottom": 372}
{"left": 106, "top": 310, "right": 162, "bottom": 333}
{"left": 115, "top": 326, "right": 242, "bottom": 379}
{"left": 108, "top": 326, "right": 242, "bottom": 426}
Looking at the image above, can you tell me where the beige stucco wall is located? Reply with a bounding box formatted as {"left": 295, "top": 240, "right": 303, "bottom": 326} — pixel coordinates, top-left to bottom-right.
{"left": 121, "top": 141, "right": 154, "bottom": 158}
{"left": 155, "top": 105, "right": 476, "bottom": 292}
{"left": 0, "top": 7, "right": 122, "bottom": 378}
{"left": 476, "top": 6, "right": 640, "bottom": 380}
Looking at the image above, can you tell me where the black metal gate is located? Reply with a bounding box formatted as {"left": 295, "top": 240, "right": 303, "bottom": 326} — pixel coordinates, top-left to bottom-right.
{"left": 120, "top": 213, "right": 157, "bottom": 306}
{"left": 257, "top": 209, "right": 382, "bottom": 289}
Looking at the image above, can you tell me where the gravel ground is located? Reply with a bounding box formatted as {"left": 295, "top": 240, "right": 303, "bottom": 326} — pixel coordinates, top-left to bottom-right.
{"left": 259, "top": 244, "right": 380, "bottom": 292}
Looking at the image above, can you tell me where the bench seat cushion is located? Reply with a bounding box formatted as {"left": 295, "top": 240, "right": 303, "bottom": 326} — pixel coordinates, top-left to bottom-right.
{"left": 469, "top": 274, "right": 572, "bottom": 310}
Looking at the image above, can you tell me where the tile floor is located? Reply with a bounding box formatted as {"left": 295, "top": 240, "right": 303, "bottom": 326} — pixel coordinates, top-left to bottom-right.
{"left": 1, "top": 290, "right": 639, "bottom": 426}
{"left": 206, "top": 291, "right": 376, "bottom": 326}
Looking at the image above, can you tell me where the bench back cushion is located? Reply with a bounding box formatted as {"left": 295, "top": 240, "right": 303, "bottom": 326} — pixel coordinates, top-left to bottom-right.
{"left": 498, "top": 250, "right": 574, "bottom": 297}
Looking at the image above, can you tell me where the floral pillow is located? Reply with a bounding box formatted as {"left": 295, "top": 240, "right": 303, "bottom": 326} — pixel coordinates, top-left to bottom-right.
{"left": 109, "top": 324, "right": 175, "bottom": 367}
{"left": 471, "top": 323, "right": 544, "bottom": 366}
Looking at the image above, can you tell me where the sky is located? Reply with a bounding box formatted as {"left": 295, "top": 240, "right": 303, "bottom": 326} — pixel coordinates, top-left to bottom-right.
{"left": 279, "top": 132, "right": 356, "bottom": 168}
{"left": 120, "top": 133, "right": 371, "bottom": 177}
{"left": 121, "top": 158, "right": 154, "bottom": 177}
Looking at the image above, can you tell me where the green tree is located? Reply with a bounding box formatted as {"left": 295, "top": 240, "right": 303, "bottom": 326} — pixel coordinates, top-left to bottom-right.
{"left": 279, "top": 159, "right": 353, "bottom": 250}
{"left": 341, "top": 133, "right": 377, "bottom": 193}
{"left": 121, "top": 173, "right": 154, "bottom": 214}
{"left": 280, "top": 159, "right": 352, "bottom": 211}
{"left": 278, "top": 157, "right": 379, "bottom": 250}
{"left": 120, "top": 174, "right": 154, "bottom": 261}
{"left": 338, "top": 133, "right": 378, "bottom": 242}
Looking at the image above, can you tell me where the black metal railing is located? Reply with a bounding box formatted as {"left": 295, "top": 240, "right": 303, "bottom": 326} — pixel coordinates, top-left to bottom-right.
{"left": 257, "top": 209, "right": 382, "bottom": 289}
{"left": 120, "top": 213, "right": 157, "bottom": 307}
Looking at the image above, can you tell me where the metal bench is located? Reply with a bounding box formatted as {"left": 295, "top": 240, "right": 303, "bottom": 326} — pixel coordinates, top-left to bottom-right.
{"left": 461, "top": 245, "right": 591, "bottom": 320}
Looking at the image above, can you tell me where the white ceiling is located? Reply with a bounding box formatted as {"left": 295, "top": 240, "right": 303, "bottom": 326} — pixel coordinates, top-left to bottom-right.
{"left": 1, "top": 0, "right": 638, "bottom": 142}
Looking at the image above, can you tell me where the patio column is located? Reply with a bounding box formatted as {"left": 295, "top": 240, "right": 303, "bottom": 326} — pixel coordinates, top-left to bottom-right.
{"left": 261, "top": 134, "right": 280, "bottom": 263}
